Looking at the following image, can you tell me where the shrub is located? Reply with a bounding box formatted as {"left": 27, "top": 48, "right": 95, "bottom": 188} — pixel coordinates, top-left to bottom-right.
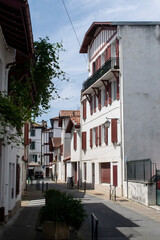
{"left": 40, "top": 190, "right": 86, "bottom": 230}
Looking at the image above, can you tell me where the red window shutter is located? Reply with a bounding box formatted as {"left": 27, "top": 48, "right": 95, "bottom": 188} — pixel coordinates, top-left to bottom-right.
{"left": 105, "top": 48, "right": 108, "bottom": 62}
{"left": 94, "top": 94, "right": 96, "bottom": 112}
{"left": 99, "top": 125, "right": 101, "bottom": 146}
{"left": 96, "top": 127, "right": 98, "bottom": 147}
{"left": 117, "top": 77, "right": 119, "bottom": 100}
{"left": 101, "top": 163, "right": 110, "bottom": 183}
{"left": 108, "top": 45, "right": 111, "bottom": 60}
{"left": 116, "top": 38, "right": 119, "bottom": 66}
{"left": 113, "top": 165, "right": 118, "bottom": 186}
{"left": 83, "top": 100, "right": 87, "bottom": 119}
{"left": 109, "top": 82, "right": 111, "bottom": 105}
{"left": 74, "top": 132, "right": 77, "bottom": 150}
{"left": 90, "top": 96, "right": 93, "bottom": 115}
{"left": 60, "top": 144, "right": 63, "bottom": 156}
{"left": 82, "top": 131, "right": 87, "bottom": 150}
{"left": 111, "top": 119, "right": 117, "bottom": 143}
{"left": 105, "top": 127, "right": 108, "bottom": 145}
{"left": 90, "top": 129, "right": 93, "bottom": 148}
{"left": 105, "top": 86, "right": 108, "bottom": 107}
{"left": 98, "top": 90, "right": 101, "bottom": 110}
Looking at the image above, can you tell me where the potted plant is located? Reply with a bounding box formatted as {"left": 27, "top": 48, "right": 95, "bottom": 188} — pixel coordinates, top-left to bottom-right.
{"left": 40, "top": 189, "right": 86, "bottom": 240}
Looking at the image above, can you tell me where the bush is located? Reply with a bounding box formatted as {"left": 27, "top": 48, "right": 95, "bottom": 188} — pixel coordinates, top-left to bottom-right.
{"left": 40, "top": 189, "right": 86, "bottom": 230}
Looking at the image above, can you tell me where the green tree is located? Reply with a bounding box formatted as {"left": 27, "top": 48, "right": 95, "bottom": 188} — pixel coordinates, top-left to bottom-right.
{"left": 0, "top": 37, "right": 66, "bottom": 144}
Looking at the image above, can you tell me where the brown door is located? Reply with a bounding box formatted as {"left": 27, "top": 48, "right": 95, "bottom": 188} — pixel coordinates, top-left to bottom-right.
{"left": 113, "top": 165, "right": 118, "bottom": 186}
{"left": 92, "top": 163, "right": 95, "bottom": 189}
{"left": 65, "top": 164, "right": 67, "bottom": 182}
{"left": 75, "top": 163, "right": 77, "bottom": 184}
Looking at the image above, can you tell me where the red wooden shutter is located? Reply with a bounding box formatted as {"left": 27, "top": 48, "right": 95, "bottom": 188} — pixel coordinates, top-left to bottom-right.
{"left": 98, "top": 56, "right": 101, "bottom": 69}
{"left": 83, "top": 100, "right": 87, "bottom": 119}
{"left": 74, "top": 132, "right": 77, "bottom": 150}
{"left": 101, "top": 163, "right": 110, "bottom": 183}
{"left": 98, "top": 90, "right": 101, "bottom": 110}
{"left": 116, "top": 39, "right": 119, "bottom": 66}
{"left": 113, "top": 165, "right": 118, "bottom": 186}
{"left": 105, "top": 86, "right": 108, "bottom": 107}
{"left": 94, "top": 94, "right": 96, "bottom": 112}
{"left": 111, "top": 119, "right": 117, "bottom": 143}
{"left": 117, "top": 77, "right": 119, "bottom": 100}
{"left": 99, "top": 125, "right": 101, "bottom": 146}
{"left": 60, "top": 144, "right": 63, "bottom": 155}
{"left": 105, "top": 127, "right": 108, "bottom": 145}
{"left": 82, "top": 131, "right": 87, "bottom": 150}
{"left": 105, "top": 48, "right": 108, "bottom": 62}
{"left": 108, "top": 45, "right": 111, "bottom": 60}
{"left": 24, "top": 122, "right": 29, "bottom": 145}
{"left": 90, "top": 129, "right": 93, "bottom": 148}
{"left": 90, "top": 96, "right": 93, "bottom": 115}
{"left": 96, "top": 127, "right": 98, "bottom": 147}
{"left": 109, "top": 82, "right": 111, "bottom": 105}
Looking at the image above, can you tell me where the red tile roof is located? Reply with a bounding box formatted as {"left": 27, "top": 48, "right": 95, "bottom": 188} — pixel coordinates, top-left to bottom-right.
{"left": 59, "top": 110, "right": 80, "bottom": 118}
{"left": 66, "top": 116, "right": 80, "bottom": 133}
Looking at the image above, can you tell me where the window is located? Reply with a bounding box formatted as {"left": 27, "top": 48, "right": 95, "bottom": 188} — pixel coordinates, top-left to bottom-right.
{"left": 30, "top": 141, "right": 35, "bottom": 150}
{"left": 99, "top": 125, "right": 101, "bottom": 146}
{"left": 98, "top": 90, "right": 101, "bottom": 111}
{"left": 112, "top": 81, "right": 117, "bottom": 102}
{"left": 94, "top": 94, "right": 96, "bottom": 113}
{"left": 33, "top": 155, "right": 37, "bottom": 162}
{"left": 30, "top": 129, "right": 35, "bottom": 137}
{"left": 90, "top": 129, "right": 93, "bottom": 148}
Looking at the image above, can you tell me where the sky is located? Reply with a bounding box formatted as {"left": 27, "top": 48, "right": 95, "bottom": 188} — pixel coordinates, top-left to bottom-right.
{"left": 29, "top": 0, "right": 160, "bottom": 126}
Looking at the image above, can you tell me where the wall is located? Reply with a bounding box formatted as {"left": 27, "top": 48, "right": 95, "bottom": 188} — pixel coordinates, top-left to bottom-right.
{"left": 123, "top": 181, "right": 156, "bottom": 206}
{"left": 120, "top": 25, "right": 160, "bottom": 169}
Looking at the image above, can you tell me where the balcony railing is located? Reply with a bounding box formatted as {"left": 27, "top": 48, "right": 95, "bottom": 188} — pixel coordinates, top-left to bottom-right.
{"left": 82, "top": 57, "right": 119, "bottom": 91}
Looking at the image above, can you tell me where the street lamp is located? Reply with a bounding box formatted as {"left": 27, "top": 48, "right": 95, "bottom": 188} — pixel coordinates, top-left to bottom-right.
{"left": 104, "top": 118, "right": 111, "bottom": 128}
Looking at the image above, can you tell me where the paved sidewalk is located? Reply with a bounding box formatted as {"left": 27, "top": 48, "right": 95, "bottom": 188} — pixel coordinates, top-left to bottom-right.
{"left": 1, "top": 181, "right": 160, "bottom": 240}
{"left": 0, "top": 183, "right": 44, "bottom": 240}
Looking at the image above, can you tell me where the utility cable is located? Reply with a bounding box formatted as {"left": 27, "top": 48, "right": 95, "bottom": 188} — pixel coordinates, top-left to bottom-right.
{"left": 61, "top": 0, "right": 87, "bottom": 63}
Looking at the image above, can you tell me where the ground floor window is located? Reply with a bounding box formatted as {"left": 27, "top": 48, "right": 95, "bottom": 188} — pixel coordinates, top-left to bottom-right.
{"left": 101, "top": 162, "right": 110, "bottom": 183}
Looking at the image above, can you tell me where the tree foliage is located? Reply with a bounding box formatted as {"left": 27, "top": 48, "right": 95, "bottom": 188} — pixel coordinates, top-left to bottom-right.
{"left": 0, "top": 37, "right": 66, "bottom": 144}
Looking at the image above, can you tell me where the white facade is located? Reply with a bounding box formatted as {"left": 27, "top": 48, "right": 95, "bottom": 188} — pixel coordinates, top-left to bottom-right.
{"left": 80, "top": 22, "right": 160, "bottom": 205}
{"left": 28, "top": 125, "right": 43, "bottom": 175}
{"left": 0, "top": 30, "right": 24, "bottom": 220}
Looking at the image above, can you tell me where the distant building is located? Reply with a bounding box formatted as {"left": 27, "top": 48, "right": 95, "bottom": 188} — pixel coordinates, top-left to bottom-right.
{"left": 28, "top": 123, "right": 44, "bottom": 177}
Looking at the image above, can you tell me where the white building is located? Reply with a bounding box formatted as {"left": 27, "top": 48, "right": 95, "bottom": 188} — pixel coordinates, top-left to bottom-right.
{"left": 0, "top": 0, "right": 33, "bottom": 221}
{"left": 66, "top": 116, "right": 81, "bottom": 185}
{"left": 58, "top": 110, "right": 80, "bottom": 182}
{"left": 80, "top": 22, "right": 160, "bottom": 206}
{"left": 50, "top": 117, "right": 61, "bottom": 179}
{"left": 28, "top": 123, "right": 44, "bottom": 177}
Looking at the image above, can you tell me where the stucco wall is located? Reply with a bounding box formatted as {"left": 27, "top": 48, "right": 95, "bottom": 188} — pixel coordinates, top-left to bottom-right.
{"left": 120, "top": 25, "right": 160, "bottom": 168}
{"left": 123, "top": 181, "right": 156, "bottom": 206}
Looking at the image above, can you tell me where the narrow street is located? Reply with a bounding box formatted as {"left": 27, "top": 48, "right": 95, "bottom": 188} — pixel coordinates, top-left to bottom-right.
{"left": 1, "top": 180, "right": 160, "bottom": 240}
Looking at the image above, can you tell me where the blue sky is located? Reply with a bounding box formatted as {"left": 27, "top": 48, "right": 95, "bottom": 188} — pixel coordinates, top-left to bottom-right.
{"left": 29, "top": 0, "right": 160, "bottom": 125}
